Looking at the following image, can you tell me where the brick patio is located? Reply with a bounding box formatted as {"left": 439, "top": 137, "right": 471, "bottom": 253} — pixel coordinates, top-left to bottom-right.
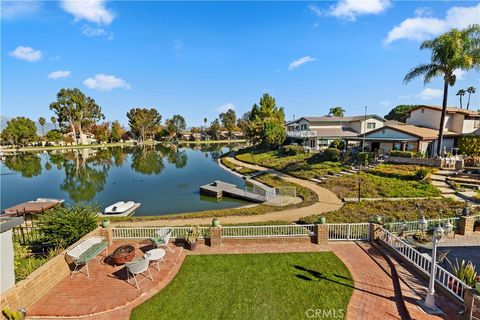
{"left": 27, "top": 241, "right": 462, "bottom": 320}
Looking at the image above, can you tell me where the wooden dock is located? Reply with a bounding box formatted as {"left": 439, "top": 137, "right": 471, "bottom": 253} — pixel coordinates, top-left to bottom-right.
{"left": 200, "top": 181, "right": 267, "bottom": 203}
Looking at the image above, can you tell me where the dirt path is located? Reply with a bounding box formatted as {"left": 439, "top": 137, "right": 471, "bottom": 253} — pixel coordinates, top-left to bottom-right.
{"left": 112, "top": 157, "right": 342, "bottom": 227}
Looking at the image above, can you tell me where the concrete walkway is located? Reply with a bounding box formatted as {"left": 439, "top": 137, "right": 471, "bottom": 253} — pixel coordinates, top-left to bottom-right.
{"left": 112, "top": 157, "right": 342, "bottom": 227}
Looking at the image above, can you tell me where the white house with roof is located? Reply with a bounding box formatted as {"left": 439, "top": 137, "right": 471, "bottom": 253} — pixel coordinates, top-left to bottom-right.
{"left": 286, "top": 115, "right": 386, "bottom": 150}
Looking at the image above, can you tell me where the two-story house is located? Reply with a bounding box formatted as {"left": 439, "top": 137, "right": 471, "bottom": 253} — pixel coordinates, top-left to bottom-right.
{"left": 362, "top": 106, "right": 480, "bottom": 156}
{"left": 286, "top": 115, "right": 386, "bottom": 150}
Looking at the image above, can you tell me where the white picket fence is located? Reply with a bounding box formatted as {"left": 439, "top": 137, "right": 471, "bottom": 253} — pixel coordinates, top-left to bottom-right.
{"left": 112, "top": 227, "right": 210, "bottom": 239}
{"left": 384, "top": 217, "right": 460, "bottom": 234}
{"left": 379, "top": 228, "right": 470, "bottom": 302}
{"left": 222, "top": 224, "right": 315, "bottom": 238}
{"left": 328, "top": 223, "right": 370, "bottom": 241}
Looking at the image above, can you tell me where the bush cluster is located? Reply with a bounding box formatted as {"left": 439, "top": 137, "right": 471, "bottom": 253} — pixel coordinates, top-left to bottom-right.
{"left": 319, "top": 148, "right": 340, "bottom": 162}
{"left": 389, "top": 150, "right": 414, "bottom": 158}
{"left": 280, "top": 145, "right": 306, "bottom": 156}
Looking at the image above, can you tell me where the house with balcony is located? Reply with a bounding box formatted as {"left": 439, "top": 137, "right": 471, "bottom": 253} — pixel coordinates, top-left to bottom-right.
{"left": 405, "top": 105, "right": 480, "bottom": 150}
{"left": 285, "top": 115, "right": 386, "bottom": 150}
{"left": 361, "top": 106, "right": 480, "bottom": 156}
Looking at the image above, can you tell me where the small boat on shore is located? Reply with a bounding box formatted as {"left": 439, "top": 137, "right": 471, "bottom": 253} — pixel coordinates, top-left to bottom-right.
{"left": 101, "top": 201, "right": 141, "bottom": 217}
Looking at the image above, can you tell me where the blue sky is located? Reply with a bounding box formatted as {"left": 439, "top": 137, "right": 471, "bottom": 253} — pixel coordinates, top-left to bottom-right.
{"left": 2, "top": 1, "right": 480, "bottom": 127}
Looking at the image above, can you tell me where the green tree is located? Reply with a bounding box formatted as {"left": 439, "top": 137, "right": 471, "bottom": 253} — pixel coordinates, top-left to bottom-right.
{"left": 384, "top": 105, "right": 417, "bottom": 122}
{"left": 38, "top": 117, "right": 46, "bottom": 137}
{"left": 245, "top": 93, "right": 286, "bottom": 148}
{"left": 131, "top": 147, "right": 164, "bottom": 175}
{"left": 165, "top": 114, "right": 186, "bottom": 140}
{"left": 209, "top": 119, "right": 221, "bottom": 140}
{"left": 456, "top": 89, "right": 466, "bottom": 108}
{"left": 51, "top": 116, "right": 57, "bottom": 130}
{"left": 467, "top": 86, "right": 476, "bottom": 110}
{"left": 237, "top": 112, "right": 250, "bottom": 133}
{"left": 219, "top": 108, "right": 236, "bottom": 139}
{"left": 127, "top": 108, "right": 161, "bottom": 143}
{"left": 328, "top": 106, "right": 346, "bottom": 117}
{"left": 45, "top": 129, "right": 64, "bottom": 142}
{"left": 49, "top": 88, "right": 105, "bottom": 144}
{"left": 38, "top": 203, "right": 98, "bottom": 247}
{"left": 1, "top": 117, "right": 38, "bottom": 146}
{"left": 404, "top": 25, "right": 480, "bottom": 156}
{"left": 3, "top": 154, "right": 42, "bottom": 177}
{"left": 110, "top": 120, "right": 125, "bottom": 142}
{"left": 203, "top": 117, "right": 208, "bottom": 133}
{"left": 89, "top": 122, "right": 110, "bottom": 143}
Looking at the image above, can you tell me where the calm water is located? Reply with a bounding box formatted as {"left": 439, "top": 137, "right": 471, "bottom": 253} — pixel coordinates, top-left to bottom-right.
{"left": 0, "top": 144, "right": 247, "bottom": 216}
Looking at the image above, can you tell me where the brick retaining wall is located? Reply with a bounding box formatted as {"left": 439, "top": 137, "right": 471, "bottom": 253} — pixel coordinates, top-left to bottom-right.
{"left": 0, "top": 227, "right": 102, "bottom": 312}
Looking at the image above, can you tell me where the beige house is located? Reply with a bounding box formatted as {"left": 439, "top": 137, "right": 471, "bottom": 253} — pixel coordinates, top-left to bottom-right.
{"left": 286, "top": 115, "right": 386, "bottom": 150}
{"left": 406, "top": 105, "right": 480, "bottom": 150}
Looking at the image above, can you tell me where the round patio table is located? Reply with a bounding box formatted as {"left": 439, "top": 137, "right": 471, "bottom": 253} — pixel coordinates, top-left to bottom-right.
{"left": 144, "top": 248, "right": 166, "bottom": 271}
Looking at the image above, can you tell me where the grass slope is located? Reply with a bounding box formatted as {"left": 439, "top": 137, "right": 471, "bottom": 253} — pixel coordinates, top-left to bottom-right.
{"left": 131, "top": 252, "right": 353, "bottom": 320}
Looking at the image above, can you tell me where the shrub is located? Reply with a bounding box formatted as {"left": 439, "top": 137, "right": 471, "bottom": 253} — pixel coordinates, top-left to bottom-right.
{"left": 458, "top": 135, "right": 480, "bottom": 156}
{"left": 464, "top": 156, "right": 480, "bottom": 167}
{"left": 38, "top": 203, "right": 99, "bottom": 247}
{"left": 280, "top": 145, "right": 306, "bottom": 156}
{"left": 415, "top": 168, "right": 431, "bottom": 180}
{"left": 356, "top": 152, "right": 371, "bottom": 165}
{"left": 447, "top": 259, "right": 478, "bottom": 287}
{"left": 320, "top": 148, "right": 340, "bottom": 162}
{"left": 329, "top": 139, "right": 345, "bottom": 150}
{"left": 389, "top": 151, "right": 414, "bottom": 158}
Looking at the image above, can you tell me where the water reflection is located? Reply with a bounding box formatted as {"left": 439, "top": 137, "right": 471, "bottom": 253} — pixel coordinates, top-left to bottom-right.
{"left": 1, "top": 143, "right": 243, "bottom": 214}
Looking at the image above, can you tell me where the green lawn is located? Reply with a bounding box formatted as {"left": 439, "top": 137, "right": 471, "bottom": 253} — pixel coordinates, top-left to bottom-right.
{"left": 131, "top": 253, "right": 353, "bottom": 320}
{"left": 321, "top": 172, "right": 441, "bottom": 199}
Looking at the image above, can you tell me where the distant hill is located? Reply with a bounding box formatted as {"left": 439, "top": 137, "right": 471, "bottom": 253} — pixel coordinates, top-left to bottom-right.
{"left": 0, "top": 116, "right": 56, "bottom": 135}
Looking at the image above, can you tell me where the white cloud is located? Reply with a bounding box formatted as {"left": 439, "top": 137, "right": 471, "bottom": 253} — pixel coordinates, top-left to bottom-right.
{"left": 215, "top": 103, "right": 236, "bottom": 113}
{"left": 414, "top": 7, "right": 433, "bottom": 17}
{"left": 83, "top": 74, "right": 131, "bottom": 91}
{"left": 9, "top": 46, "right": 42, "bottom": 62}
{"left": 398, "top": 94, "right": 412, "bottom": 100}
{"left": 61, "top": 0, "right": 115, "bottom": 25}
{"left": 81, "top": 25, "right": 113, "bottom": 39}
{"left": 1, "top": 1, "right": 42, "bottom": 19}
{"left": 453, "top": 69, "right": 467, "bottom": 81}
{"left": 385, "top": 4, "right": 480, "bottom": 43}
{"left": 417, "top": 88, "right": 443, "bottom": 100}
{"left": 48, "top": 70, "right": 71, "bottom": 80}
{"left": 288, "top": 56, "right": 315, "bottom": 71}
{"left": 309, "top": 0, "right": 390, "bottom": 21}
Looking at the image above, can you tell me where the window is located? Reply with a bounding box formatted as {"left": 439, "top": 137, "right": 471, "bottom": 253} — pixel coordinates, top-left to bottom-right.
{"left": 421, "top": 108, "right": 425, "bottom": 114}
{"left": 393, "top": 143, "right": 402, "bottom": 150}
{"left": 474, "top": 120, "right": 480, "bottom": 128}
{"left": 367, "top": 122, "right": 376, "bottom": 129}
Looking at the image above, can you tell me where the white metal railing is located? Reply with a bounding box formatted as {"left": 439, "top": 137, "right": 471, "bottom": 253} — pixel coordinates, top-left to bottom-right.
{"left": 328, "top": 223, "right": 370, "bottom": 241}
{"left": 286, "top": 131, "right": 317, "bottom": 138}
{"left": 112, "top": 227, "right": 210, "bottom": 239}
{"left": 379, "top": 228, "right": 470, "bottom": 301}
{"left": 384, "top": 217, "right": 459, "bottom": 234}
{"left": 222, "top": 224, "right": 315, "bottom": 238}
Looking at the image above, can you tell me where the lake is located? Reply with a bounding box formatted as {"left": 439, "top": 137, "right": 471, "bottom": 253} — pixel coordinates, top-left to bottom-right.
{"left": 0, "top": 144, "right": 248, "bottom": 216}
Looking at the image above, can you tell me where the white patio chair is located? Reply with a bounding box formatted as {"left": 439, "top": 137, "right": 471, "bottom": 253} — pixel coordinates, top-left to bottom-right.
{"left": 125, "top": 258, "right": 153, "bottom": 289}
{"left": 149, "top": 228, "right": 174, "bottom": 253}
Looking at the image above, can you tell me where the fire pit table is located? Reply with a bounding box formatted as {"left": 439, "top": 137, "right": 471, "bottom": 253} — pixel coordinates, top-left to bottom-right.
{"left": 111, "top": 245, "right": 136, "bottom": 266}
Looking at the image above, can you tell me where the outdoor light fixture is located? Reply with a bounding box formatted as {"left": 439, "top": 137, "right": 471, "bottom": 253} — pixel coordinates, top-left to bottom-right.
{"left": 421, "top": 220, "right": 452, "bottom": 313}
{"left": 419, "top": 215, "right": 428, "bottom": 232}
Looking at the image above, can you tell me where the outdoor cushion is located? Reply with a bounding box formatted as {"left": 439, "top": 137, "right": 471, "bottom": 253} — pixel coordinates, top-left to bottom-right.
{"left": 149, "top": 237, "right": 166, "bottom": 245}
{"left": 77, "top": 241, "right": 108, "bottom": 265}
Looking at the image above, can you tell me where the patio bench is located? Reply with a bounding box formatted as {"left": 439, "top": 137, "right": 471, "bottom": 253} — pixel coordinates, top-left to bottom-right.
{"left": 66, "top": 236, "right": 108, "bottom": 277}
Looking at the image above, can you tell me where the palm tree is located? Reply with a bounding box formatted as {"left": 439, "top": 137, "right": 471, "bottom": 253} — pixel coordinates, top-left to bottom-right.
{"left": 51, "top": 116, "right": 57, "bottom": 129}
{"left": 456, "top": 89, "right": 466, "bottom": 108}
{"left": 203, "top": 117, "right": 208, "bottom": 134}
{"left": 328, "top": 106, "right": 345, "bottom": 117}
{"left": 38, "top": 117, "right": 46, "bottom": 137}
{"left": 404, "top": 25, "right": 480, "bottom": 156}
{"left": 466, "top": 86, "right": 476, "bottom": 110}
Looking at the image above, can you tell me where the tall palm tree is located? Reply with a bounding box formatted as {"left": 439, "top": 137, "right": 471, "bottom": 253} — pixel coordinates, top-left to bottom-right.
{"left": 38, "top": 117, "right": 46, "bottom": 137}
{"left": 466, "top": 86, "right": 476, "bottom": 110}
{"left": 404, "top": 25, "right": 480, "bottom": 156}
{"left": 51, "top": 116, "right": 57, "bottom": 129}
{"left": 456, "top": 89, "right": 466, "bottom": 108}
{"left": 328, "top": 106, "right": 345, "bottom": 117}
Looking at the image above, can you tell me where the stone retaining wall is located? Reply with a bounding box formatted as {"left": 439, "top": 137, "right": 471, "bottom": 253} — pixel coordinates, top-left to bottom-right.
{"left": 0, "top": 227, "right": 101, "bottom": 313}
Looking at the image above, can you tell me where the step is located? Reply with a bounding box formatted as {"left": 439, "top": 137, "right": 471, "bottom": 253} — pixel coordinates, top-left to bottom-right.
{"left": 431, "top": 180, "right": 450, "bottom": 188}
{"left": 438, "top": 187, "right": 456, "bottom": 194}
{"left": 442, "top": 194, "right": 465, "bottom": 202}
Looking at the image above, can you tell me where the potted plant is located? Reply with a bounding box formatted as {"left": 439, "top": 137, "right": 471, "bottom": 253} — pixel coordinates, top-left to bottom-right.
{"left": 475, "top": 275, "right": 480, "bottom": 294}
{"left": 101, "top": 219, "right": 110, "bottom": 228}
{"left": 318, "top": 216, "right": 326, "bottom": 224}
{"left": 447, "top": 259, "right": 477, "bottom": 294}
{"left": 185, "top": 226, "right": 200, "bottom": 251}
{"left": 212, "top": 218, "right": 220, "bottom": 227}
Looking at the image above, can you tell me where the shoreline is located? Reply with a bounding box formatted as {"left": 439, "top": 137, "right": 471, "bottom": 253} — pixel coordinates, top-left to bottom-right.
{"left": 0, "top": 139, "right": 247, "bottom": 153}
